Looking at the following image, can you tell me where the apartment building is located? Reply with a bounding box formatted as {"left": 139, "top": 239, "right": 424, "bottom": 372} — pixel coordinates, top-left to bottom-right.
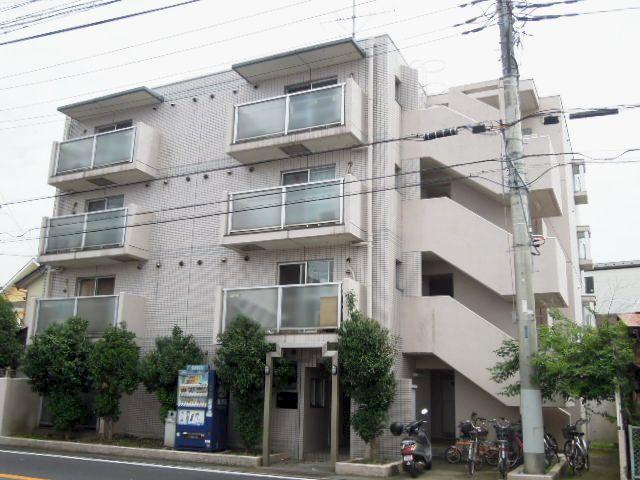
{"left": 23, "top": 34, "right": 589, "bottom": 460}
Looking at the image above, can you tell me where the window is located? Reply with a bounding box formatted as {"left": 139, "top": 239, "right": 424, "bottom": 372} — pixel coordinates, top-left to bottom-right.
{"left": 395, "top": 259, "right": 404, "bottom": 291}
{"left": 281, "top": 165, "right": 336, "bottom": 185}
{"left": 395, "top": 77, "right": 401, "bottom": 103}
{"left": 94, "top": 120, "right": 133, "bottom": 134}
{"left": 76, "top": 276, "right": 115, "bottom": 296}
{"left": 276, "top": 361, "right": 298, "bottom": 409}
{"left": 285, "top": 77, "right": 337, "bottom": 94}
{"left": 585, "top": 276, "right": 595, "bottom": 294}
{"left": 394, "top": 164, "right": 402, "bottom": 191}
{"left": 86, "top": 195, "right": 124, "bottom": 212}
{"left": 278, "top": 260, "right": 334, "bottom": 285}
{"left": 426, "top": 274, "right": 454, "bottom": 297}
{"left": 310, "top": 376, "right": 327, "bottom": 408}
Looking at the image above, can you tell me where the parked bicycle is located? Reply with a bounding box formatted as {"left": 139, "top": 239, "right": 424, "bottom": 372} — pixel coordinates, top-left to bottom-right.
{"left": 463, "top": 416, "right": 493, "bottom": 477}
{"left": 489, "top": 418, "right": 518, "bottom": 480}
{"left": 563, "top": 418, "right": 590, "bottom": 473}
{"left": 544, "top": 429, "right": 560, "bottom": 468}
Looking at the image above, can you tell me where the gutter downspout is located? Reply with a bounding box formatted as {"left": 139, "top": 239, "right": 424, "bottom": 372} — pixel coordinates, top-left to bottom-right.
{"left": 366, "top": 42, "right": 374, "bottom": 319}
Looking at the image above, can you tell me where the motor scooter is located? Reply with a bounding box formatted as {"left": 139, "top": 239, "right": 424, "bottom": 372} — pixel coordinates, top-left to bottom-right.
{"left": 390, "top": 408, "right": 433, "bottom": 477}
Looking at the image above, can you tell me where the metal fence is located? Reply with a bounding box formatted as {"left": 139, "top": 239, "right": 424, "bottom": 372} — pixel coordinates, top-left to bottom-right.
{"left": 629, "top": 425, "right": 640, "bottom": 479}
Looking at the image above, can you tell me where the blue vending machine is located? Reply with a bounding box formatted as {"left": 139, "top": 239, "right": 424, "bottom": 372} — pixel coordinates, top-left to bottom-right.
{"left": 175, "top": 365, "right": 228, "bottom": 451}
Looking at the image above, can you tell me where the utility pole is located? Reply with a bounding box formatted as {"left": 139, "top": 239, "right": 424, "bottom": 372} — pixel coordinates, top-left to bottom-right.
{"left": 497, "top": 0, "right": 546, "bottom": 474}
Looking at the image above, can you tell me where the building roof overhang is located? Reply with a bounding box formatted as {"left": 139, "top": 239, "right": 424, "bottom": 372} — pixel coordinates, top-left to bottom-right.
{"left": 232, "top": 38, "right": 366, "bottom": 84}
{"left": 58, "top": 87, "right": 164, "bottom": 121}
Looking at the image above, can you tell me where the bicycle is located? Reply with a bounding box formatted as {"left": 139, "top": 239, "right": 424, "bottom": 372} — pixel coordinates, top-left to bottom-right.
{"left": 465, "top": 417, "right": 489, "bottom": 477}
{"left": 489, "top": 418, "right": 517, "bottom": 479}
{"left": 563, "top": 418, "right": 590, "bottom": 474}
{"left": 446, "top": 417, "right": 495, "bottom": 466}
{"left": 544, "top": 429, "right": 560, "bottom": 469}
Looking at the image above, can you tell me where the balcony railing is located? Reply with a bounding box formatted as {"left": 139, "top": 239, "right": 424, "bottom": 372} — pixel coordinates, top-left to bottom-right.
{"left": 228, "top": 178, "right": 343, "bottom": 233}
{"left": 35, "top": 296, "right": 118, "bottom": 337}
{"left": 44, "top": 208, "right": 127, "bottom": 254}
{"left": 578, "top": 234, "right": 592, "bottom": 262}
{"left": 222, "top": 282, "right": 342, "bottom": 333}
{"left": 54, "top": 127, "right": 136, "bottom": 175}
{"left": 233, "top": 84, "right": 345, "bottom": 143}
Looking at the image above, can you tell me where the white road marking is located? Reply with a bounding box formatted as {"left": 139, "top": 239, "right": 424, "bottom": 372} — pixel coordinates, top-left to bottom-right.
{"left": 0, "top": 449, "right": 323, "bottom": 480}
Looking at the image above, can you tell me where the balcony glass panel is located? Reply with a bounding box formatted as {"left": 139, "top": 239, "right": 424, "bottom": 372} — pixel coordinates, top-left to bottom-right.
{"left": 57, "top": 137, "right": 94, "bottom": 173}
{"left": 46, "top": 216, "right": 83, "bottom": 253}
{"left": 76, "top": 296, "right": 118, "bottom": 336}
{"left": 284, "top": 181, "right": 340, "bottom": 226}
{"left": 231, "top": 188, "right": 282, "bottom": 231}
{"left": 36, "top": 299, "right": 75, "bottom": 333}
{"left": 94, "top": 128, "right": 135, "bottom": 167}
{"left": 288, "top": 86, "right": 342, "bottom": 131}
{"left": 83, "top": 209, "right": 126, "bottom": 248}
{"left": 236, "top": 97, "right": 286, "bottom": 141}
{"left": 225, "top": 288, "right": 278, "bottom": 332}
{"left": 280, "top": 284, "right": 339, "bottom": 329}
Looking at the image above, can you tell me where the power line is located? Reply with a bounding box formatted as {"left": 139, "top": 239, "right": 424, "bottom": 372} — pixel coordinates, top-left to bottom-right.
{"left": 0, "top": 7, "right": 490, "bottom": 115}
{"left": 515, "top": 5, "right": 640, "bottom": 21}
{"left": 2, "top": 150, "right": 637, "bottom": 244}
{"left": 0, "top": 0, "right": 314, "bottom": 81}
{"left": 0, "top": 166, "right": 510, "bottom": 246}
{"left": 0, "top": 0, "right": 481, "bottom": 93}
{"left": 1, "top": 99, "right": 637, "bottom": 207}
{"left": 0, "top": 0, "right": 204, "bottom": 46}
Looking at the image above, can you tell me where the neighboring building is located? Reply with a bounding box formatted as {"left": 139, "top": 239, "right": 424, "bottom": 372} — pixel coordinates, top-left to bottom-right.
{"left": 1, "top": 259, "right": 45, "bottom": 325}
{"left": 587, "top": 260, "right": 640, "bottom": 316}
{"left": 22, "top": 35, "right": 588, "bottom": 459}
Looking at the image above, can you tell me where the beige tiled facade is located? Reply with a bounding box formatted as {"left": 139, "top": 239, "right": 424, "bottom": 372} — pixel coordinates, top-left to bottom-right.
{"left": 29, "top": 35, "right": 589, "bottom": 459}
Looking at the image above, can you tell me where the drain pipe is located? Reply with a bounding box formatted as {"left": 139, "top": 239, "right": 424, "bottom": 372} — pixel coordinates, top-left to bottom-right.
{"left": 366, "top": 41, "right": 374, "bottom": 319}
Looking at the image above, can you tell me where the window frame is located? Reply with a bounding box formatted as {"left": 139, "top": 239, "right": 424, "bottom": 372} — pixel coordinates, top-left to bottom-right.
{"left": 281, "top": 165, "right": 336, "bottom": 186}
{"left": 75, "top": 276, "right": 116, "bottom": 297}
{"left": 94, "top": 120, "right": 133, "bottom": 134}
{"left": 284, "top": 77, "right": 338, "bottom": 94}
{"left": 85, "top": 194, "right": 124, "bottom": 213}
{"left": 277, "top": 259, "right": 334, "bottom": 285}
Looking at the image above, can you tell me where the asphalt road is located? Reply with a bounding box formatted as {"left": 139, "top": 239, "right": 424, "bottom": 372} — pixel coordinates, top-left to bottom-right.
{"left": 0, "top": 448, "right": 319, "bottom": 480}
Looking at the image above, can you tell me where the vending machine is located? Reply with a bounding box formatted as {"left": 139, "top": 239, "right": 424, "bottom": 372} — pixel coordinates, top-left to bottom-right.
{"left": 175, "top": 365, "right": 228, "bottom": 452}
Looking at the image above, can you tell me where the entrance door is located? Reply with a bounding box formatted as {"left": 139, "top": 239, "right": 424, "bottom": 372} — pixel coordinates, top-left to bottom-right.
{"left": 430, "top": 370, "right": 456, "bottom": 441}
{"left": 302, "top": 366, "right": 332, "bottom": 459}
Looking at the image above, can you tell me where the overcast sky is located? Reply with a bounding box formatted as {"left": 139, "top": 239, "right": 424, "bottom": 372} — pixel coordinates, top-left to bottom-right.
{"left": 1, "top": 0, "right": 639, "bottom": 285}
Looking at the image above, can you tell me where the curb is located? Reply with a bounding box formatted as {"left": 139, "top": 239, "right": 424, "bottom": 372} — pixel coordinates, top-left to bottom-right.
{"left": 0, "top": 436, "right": 265, "bottom": 467}
{"left": 335, "top": 458, "right": 401, "bottom": 477}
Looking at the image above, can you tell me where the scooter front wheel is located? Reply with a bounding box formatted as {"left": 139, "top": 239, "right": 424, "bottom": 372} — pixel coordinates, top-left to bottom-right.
{"left": 409, "top": 463, "right": 421, "bottom": 478}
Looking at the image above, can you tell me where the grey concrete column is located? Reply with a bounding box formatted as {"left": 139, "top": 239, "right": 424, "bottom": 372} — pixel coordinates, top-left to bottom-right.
{"left": 262, "top": 354, "right": 273, "bottom": 467}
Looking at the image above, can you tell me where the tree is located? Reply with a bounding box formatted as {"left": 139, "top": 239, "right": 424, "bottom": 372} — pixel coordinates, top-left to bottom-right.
{"left": 490, "top": 310, "right": 634, "bottom": 406}
{"left": 214, "top": 315, "right": 271, "bottom": 452}
{"left": 0, "top": 296, "right": 23, "bottom": 370}
{"left": 89, "top": 326, "right": 140, "bottom": 440}
{"left": 139, "top": 325, "right": 204, "bottom": 421}
{"left": 22, "top": 316, "right": 93, "bottom": 434}
{"left": 338, "top": 292, "right": 397, "bottom": 459}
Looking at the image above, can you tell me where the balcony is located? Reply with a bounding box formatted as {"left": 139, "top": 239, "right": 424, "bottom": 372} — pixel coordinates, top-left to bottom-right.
{"left": 227, "top": 79, "right": 366, "bottom": 163}
{"left": 38, "top": 204, "right": 152, "bottom": 267}
{"left": 573, "top": 162, "right": 588, "bottom": 205}
{"left": 27, "top": 293, "right": 146, "bottom": 339}
{"left": 523, "top": 135, "right": 562, "bottom": 217}
{"left": 577, "top": 225, "right": 593, "bottom": 270}
{"left": 48, "top": 123, "right": 160, "bottom": 191}
{"left": 222, "top": 279, "right": 361, "bottom": 335}
{"left": 220, "top": 175, "right": 364, "bottom": 251}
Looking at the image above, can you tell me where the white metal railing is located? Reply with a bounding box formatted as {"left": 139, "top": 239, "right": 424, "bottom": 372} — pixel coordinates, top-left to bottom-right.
{"left": 54, "top": 126, "right": 137, "bottom": 175}
{"left": 44, "top": 207, "right": 127, "bottom": 254}
{"left": 222, "top": 282, "right": 342, "bottom": 334}
{"left": 233, "top": 84, "right": 345, "bottom": 143}
{"left": 35, "top": 295, "right": 118, "bottom": 337}
{"left": 228, "top": 178, "right": 344, "bottom": 234}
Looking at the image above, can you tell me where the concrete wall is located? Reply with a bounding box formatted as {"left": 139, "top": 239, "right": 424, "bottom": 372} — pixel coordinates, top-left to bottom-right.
{"left": 592, "top": 265, "right": 640, "bottom": 314}
{"left": 0, "top": 377, "right": 40, "bottom": 436}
